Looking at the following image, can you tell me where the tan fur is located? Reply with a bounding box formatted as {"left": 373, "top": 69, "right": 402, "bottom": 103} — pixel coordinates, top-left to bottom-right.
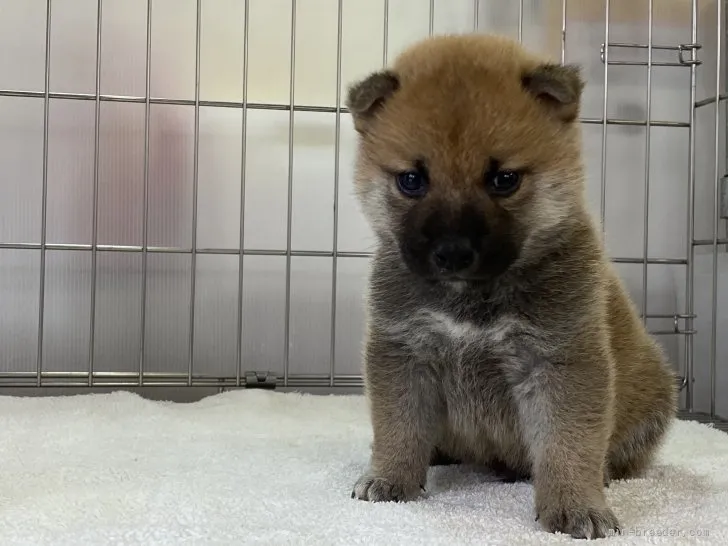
{"left": 347, "top": 34, "right": 677, "bottom": 540}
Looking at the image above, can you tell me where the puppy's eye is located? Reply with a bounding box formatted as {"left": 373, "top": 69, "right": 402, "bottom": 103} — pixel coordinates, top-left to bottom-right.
{"left": 396, "top": 171, "right": 428, "bottom": 197}
{"left": 485, "top": 169, "right": 522, "bottom": 197}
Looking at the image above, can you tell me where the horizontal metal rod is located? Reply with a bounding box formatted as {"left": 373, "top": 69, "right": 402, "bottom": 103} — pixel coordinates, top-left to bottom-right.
{"left": 644, "top": 313, "right": 696, "bottom": 319}
{"left": 693, "top": 238, "right": 728, "bottom": 245}
{"left": 0, "top": 380, "right": 362, "bottom": 388}
{"left": 0, "top": 371, "right": 365, "bottom": 389}
{"left": 695, "top": 94, "right": 728, "bottom": 108}
{"left": 606, "top": 42, "right": 687, "bottom": 51}
{"left": 0, "top": 243, "right": 372, "bottom": 258}
{"left": 0, "top": 89, "right": 690, "bottom": 128}
{"left": 611, "top": 256, "right": 687, "bottom": 265}
{"left": 0, "top": 89, "right": 336, "bottom": 113}
{"left": 0, "top": 370, "right": 357, "bottom": 379}
{"left": 0, "top": 243, "right": 689, "bottom": 265}
{"left": 606, "top": 61, "right": 687, "bottom": 67}
{"left": 580, "top": 117, "right": 688, "bottom": 128}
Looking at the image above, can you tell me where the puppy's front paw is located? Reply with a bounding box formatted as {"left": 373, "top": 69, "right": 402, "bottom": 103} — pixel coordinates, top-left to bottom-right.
{"left": 351, "top": 474, "right": 422, "bottom": 503}
{"left": 538, "top": 503, "right": 620, "bottom": 539}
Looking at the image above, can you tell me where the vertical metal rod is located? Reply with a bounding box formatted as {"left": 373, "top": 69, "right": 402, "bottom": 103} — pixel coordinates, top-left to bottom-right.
{"left": 710, "top": 0, "right": 723, "bottom": 418}
{"left": 88, "top": 0, "right": 104, "bottom": 386}
{"left": 641, "top": 0, "right": 653, "bottom": 324}
{"left": 236, "top": 0, "right": 251, "bottom": 388}
{"left": 518, "top": 0, "right": 524, "bottom": 43}
{"left": 188, "top": 0, "right": 202, "bottom": 385}
{"left": 138, "top": 0, "right": 153, "bottom": 386}
{"left": 725, "top": 0, "right": 728, "bottom": 251}
{"left": 36, "top": 0, "right": 53, "bottom": 387}
{"left": 561, "top": 0, "right": 567, "bottom": 65}
{"left": 383, "top": 0, "right": 389, "bottom": 65}
{"left": 330, "top": 0, "right": 344, "bottom": 388}
{"left": 283, "top": 0, "right": 297, "bottom": 387}
{"left": 600, "top": 0, "right": 610, "bottom": 233}
{"left": 473, "top": 0, "right": 479, "bottom": 32}
{"left": 429, "top": 0, "right": 435, "bottom": 36}
{"left": 684, "top": 0, "right": 699, "bottom": 412}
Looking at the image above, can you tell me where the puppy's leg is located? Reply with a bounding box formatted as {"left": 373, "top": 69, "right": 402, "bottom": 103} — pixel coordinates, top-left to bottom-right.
{"left": 352, "top": 336, "right": 441, "bottom": 503}
{"left": 607, "top": 402, "right": 674, "bottom": 481}
{"left": 605, "top": 272, "right": 678, "bottom": 481}
{"left": 510, "top": 351, "right": 620, "bottom": 539}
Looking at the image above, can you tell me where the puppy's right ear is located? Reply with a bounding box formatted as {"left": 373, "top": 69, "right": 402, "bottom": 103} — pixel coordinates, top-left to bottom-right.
{"left": 346, "top": 70, "right": 399, "bottom": 133}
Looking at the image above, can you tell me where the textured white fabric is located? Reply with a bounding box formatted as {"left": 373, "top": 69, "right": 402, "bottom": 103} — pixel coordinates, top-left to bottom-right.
{"left": 0, "top": 390, "right": 725, "bottom": 545}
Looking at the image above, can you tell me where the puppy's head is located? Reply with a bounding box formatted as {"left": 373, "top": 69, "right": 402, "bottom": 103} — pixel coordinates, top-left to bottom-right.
{"left": 347, "top": 34, "right": 586, "bottom": 284}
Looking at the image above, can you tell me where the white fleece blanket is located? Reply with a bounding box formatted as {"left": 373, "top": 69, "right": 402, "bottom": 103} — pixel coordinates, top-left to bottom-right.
{"left": 0, "top": 390, "right": 725, "bottom": 545}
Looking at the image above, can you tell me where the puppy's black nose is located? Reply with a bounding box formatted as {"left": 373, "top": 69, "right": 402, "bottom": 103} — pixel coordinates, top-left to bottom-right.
{"left": 431, "top": 239, "right": 475, "bottom": 273}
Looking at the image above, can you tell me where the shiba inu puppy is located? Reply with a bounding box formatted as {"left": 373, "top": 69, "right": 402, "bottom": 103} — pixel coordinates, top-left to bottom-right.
{"left": 346, "top": 34, "right": 677, "bottom": 539}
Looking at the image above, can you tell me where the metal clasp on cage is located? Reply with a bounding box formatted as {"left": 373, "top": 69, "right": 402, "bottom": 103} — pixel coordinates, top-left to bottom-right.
{"left": 647, "top": 313, "right": 697, "bottom": 336}
{"left": 600, "top": 42, "right": 701, "bottom": 67}
{"left": 244, "top": 371, "right": 278, "bottom": 389}
{"left": 677, "top": 43, "right": 702, "bottom": 66}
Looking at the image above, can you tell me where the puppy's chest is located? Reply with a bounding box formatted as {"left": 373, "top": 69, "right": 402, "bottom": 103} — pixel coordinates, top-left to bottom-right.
{"left": 405, "top": 309, "right": 542, "bottom": 436}
{"left": 406, "top": 309, "right": 532, "bottom": 362}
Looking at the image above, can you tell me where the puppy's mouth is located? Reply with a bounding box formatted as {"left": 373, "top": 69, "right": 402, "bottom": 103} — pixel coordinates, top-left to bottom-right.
{"left": 399, "top": 234, "right": 520, "bottom": 285}
{"left": 428, "top": 269, "right": 505, "bottom": 285}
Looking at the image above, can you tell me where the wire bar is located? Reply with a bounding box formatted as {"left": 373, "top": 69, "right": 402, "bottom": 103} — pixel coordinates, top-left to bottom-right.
{"left": 35, "top": 0, "right": 53, "bottom": 388}
{"left": 138, "top": 0, "right": 153, "bottom": 387}
{"left": 640, "top": 0, "right": 653, "bottom": 325}
{"left": 0, "top": 91, "right": 692, "bottom": 129}
{"left": 600, "top": 0, "right": 610, "bottom": 234}
{"left": 0, "top": 369, "right": 363, "bottom": 386}
{"left": 560, "top": 0, "right": 567, "bottom": 65}
{"left": 329, "top": 0, "right": 344, "bottom": 387}
{"left": 383, "top": 0, "right": 389, "bottom": 66}
{"left": 710, "top": 0, "right": 723, "bottom": 418}
{"left": 517, "top": 0, "right": 523, "bottom": 43}
{"left": 187, "top": 0, "right": 203, "bottom": 387}
{"left": 695, "top": 94, "right": 728, "bottom": 108}
{"left": 235, "top": 0, "right": 251, "bottom": 389}
{"left": 282, "top": 0, "right": 298, "bottom": 388}
{"left": 0, "top": 242, "right": 689, "bottom": 265}
{"left": 88, "top": 0, "right": 104, "bottom": 387}
{"left": 429, "top": 0, "right": 435, "bottom": 36}
{"left": 684, "top": 0, "right": 699, "bottom": 411}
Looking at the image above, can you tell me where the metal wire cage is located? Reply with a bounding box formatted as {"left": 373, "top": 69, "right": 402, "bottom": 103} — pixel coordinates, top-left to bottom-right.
{"left": 0, "top": 0, "right": 726, "bottom": 421}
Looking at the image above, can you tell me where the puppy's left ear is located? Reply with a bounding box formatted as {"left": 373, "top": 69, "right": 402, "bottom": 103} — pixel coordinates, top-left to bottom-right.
{"left": 346, "top": 70, "right": 400, "bottom": 133}
{"left": 522, "top": 63, "right": 584, "bottom": 123}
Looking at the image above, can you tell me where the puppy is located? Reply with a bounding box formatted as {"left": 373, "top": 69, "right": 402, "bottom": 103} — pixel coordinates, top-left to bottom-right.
{"left": 346, "top": 34, "right": 677, "bottom": 540}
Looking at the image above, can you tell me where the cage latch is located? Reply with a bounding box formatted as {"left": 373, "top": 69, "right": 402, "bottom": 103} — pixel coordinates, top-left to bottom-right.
{"left": 244, "top": 371, "right": 277, "bottom": 389}
{"left": 677, "top": 43, "right": 701, "bottom": 66}
{"left": 600, "top": 42, "right": 701, "bottom": 67}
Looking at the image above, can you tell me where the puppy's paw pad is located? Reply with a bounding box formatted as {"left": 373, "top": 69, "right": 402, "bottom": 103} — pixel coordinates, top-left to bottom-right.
{"left": 539, "top": 505, "right": 620, "bottom": 539}
{"left": 351, "top": 475, "right": 421, "bottom": 503}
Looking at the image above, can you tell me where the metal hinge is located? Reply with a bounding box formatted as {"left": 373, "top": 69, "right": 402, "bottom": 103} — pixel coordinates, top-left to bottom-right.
{"left": 244, "top": 371, "right": 278, "bottom": 389}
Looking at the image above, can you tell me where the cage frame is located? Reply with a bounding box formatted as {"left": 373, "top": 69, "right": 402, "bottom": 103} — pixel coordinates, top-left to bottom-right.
{"left": 0, "top": 0, "right": 726, "bottom": 429}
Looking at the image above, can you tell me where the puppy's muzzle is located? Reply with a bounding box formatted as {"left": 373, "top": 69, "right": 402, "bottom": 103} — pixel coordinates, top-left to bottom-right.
{"left": 431, "top": 238, "right": 477, "bottom": 276}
